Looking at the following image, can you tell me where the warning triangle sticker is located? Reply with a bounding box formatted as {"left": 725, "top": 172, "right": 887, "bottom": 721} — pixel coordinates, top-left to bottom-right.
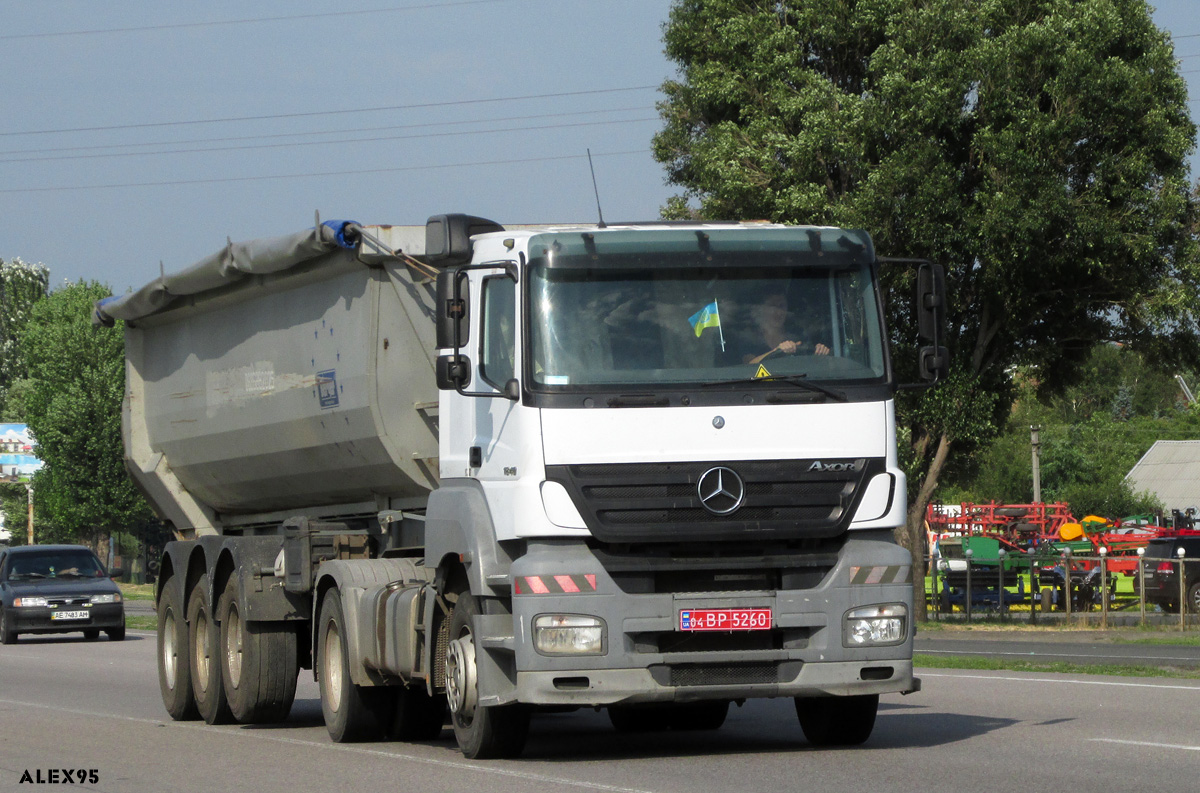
{"left": 753, "top": 364, "right": 772, "bottom": 379}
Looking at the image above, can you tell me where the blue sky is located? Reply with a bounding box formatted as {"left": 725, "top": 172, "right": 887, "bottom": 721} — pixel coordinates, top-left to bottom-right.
{"left": 1, "top": 1, "right": 1197, "bottom": 294}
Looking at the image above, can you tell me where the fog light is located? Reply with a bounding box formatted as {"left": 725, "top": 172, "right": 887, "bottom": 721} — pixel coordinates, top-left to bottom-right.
{"left": 844, "top": 604, "right": 907, "bottom": 647}
{"left": 533, "top": 614, "right": 605, "bottom": 656}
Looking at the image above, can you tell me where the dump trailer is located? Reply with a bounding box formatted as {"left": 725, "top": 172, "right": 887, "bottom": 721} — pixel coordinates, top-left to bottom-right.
{"left": 96, "top": 214, "right": 945, "bottom": 758}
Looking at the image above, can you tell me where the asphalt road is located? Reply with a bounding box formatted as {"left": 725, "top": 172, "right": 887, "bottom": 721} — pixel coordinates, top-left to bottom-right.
{"left": 2, "top": 631, "right": 1199, "bottom": 793}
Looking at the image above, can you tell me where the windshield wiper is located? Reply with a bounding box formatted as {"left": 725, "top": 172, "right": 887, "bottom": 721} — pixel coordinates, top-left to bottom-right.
{"left": 700, "top": 374, "right": 847, "bottom": 402}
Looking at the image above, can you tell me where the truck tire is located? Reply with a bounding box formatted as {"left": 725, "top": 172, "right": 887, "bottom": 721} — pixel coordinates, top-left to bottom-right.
{"left": 157, "top": 579, "right": 199, "bottom": 720}
{"left": 0, "top": 606, "right": 17, "bottom": 644}
{"left": 795, "top": 694, "right": 878, "bottom": 746}
{"left": 389, "top": 687, "right": 447, "bottom": 741}
{"left": 318, "top": 588, "right": 393, "bottom": 742}
{"left": 445, "top": 592, "right": 530, "bottom": 759}
{"left": 218, "top": 577, "right": 298, "bottom": 724}
{"left": 188, "top": 574, "right": 234, "bottom": 725}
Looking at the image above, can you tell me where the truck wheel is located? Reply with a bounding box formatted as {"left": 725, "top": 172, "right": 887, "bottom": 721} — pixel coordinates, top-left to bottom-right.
{"left": 218, "top": 577, "right": 298, "bottom": 724}
{"left": 318, "top": 589, "right": 393, "bottom": 741}
{"left": 795, "top": 694, "right": 878, "bottom": 746}
{"left": 668, "top": 701, "right": 729, "bottom": 731}
{"left": 390, "top": 687, "right": 447, "bottom": 741}
{"left": 188, "top": 574, "right": 234, "bottom": 725}
{"left": 157, "top": 579, "right": 199, "bottom": 720}
{"left": 0, "top": 606, "right": 17, "bottom": 644}
{"left": 445, "top": 592, "right": 530, "bottom": 758}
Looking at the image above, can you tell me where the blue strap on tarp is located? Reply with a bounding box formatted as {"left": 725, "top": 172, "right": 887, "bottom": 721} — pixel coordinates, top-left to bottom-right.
{"left": 322, "top": 220, "right": 359, "bottom": 249}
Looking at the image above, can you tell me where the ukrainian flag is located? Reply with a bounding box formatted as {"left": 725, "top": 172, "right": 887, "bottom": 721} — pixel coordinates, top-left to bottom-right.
{"left": 688, "top": 300, "right": 725, "bottom": 350}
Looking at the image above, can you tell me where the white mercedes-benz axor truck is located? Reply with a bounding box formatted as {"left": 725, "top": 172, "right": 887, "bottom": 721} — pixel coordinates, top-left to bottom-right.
{"left": 95, "top": 214, "right": 945, "bottom": 758}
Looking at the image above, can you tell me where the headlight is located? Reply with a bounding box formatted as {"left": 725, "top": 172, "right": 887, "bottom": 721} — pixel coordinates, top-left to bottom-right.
{"left": 14, "top": 596, "right": 49, "bottom": 607}
{"left": 533, "top": 614, "right": 605, "bottom": 655}
{"left": 90, "top": 593, "right": 122, "bottom": 604}
{"left": 844, "top": 604, "right": 907, "bottom": 647}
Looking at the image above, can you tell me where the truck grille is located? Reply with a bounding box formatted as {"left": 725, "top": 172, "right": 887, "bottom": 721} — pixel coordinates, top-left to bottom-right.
{"left": 667, "top": 662, "right": 780, "bottom": 687}
{"left": 545, "top": 458, "right": 885, "bottom": 543}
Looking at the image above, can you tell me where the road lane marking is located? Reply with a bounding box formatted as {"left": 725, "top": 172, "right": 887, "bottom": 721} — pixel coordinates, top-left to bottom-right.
{"left": 921, "top": 672, "right": 1200, "bottom": 691}
{"left": 1090, "top": 738, "right": 1200, "bottom": 752}
{"left": 0, "top": 697, "right": 657, "bottom": 793}
{"left": 919, "top": 648, "right": 1200, "bottom": 662}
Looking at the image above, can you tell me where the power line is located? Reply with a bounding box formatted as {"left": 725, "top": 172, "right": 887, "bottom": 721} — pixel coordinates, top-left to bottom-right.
{"left": 0, "top": 150, "right": 647, "bottom": 194}
{"left": 0, "top": 85, "right": 660, "bottom": 137}
{"left": 0, "top": 0, "right": 508, "bottom": 41}
{"left": 0, "top": 106, "right": 654, "bottom": 157}
{"left": 0, "top": 116, "right": 659, "bottom": 165}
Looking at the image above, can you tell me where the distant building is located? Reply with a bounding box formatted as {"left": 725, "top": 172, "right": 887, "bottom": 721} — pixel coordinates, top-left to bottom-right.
{"left": 1125, "top": 440, "right": 1200, "bottom": 514}
{"left": 0, "top": 423, "right": 42, "bottom": 482}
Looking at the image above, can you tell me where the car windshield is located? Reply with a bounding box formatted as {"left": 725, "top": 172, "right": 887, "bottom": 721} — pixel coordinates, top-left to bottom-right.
{"left": 525, "top": 229, "right": 886, "bottom": 390}
{"left": 7, "top": 551, "right": 105, "bottom": 580}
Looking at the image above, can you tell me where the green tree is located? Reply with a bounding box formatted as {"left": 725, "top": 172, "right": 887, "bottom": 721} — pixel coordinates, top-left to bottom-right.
{"left": 0, "top": 257, "right": 49, "bottom": 414}
{"left": 654, "top": 0, "right": 1199, "bottom": 617}
{"left": 19, "top": 281, "right": 152, "bottom": 553}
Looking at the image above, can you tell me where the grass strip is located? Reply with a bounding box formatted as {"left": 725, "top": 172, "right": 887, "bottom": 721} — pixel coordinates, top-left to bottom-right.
{"left": 126, "top": 615, "right": 157, "bottom": 631}
{"left": 914, "top": 652, "right": 1200, "bottom": 679}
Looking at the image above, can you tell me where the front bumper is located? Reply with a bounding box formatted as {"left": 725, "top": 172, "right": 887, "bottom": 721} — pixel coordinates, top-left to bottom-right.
{"left": 9, "top": 603, "right": 125, "bottom": 634}
{"left": 500, "top": 532, "right": 916, "bottom": 707}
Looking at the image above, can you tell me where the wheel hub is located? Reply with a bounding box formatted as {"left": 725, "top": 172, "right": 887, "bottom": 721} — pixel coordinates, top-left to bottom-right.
{"left": 445, "top": 634, "right": 478, "bottom": 719}
{"left": 162, "top": 610, "right": 177, "bottom": 688}
{"left": 225, "top": 607, "right": 243, "bottom": 689}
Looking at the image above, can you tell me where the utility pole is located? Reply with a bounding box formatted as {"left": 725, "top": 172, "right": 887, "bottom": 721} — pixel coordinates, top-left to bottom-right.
{"left": 1030, "top": 425, "right": 1042, "bottom": 503}
{"left": 25, "top": 482, "right": 33, "bottom": 544}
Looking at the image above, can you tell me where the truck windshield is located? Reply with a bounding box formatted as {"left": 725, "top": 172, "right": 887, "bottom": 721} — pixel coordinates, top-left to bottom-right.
{"left": 526, "top": 230, "right": 887, "bottom": 389}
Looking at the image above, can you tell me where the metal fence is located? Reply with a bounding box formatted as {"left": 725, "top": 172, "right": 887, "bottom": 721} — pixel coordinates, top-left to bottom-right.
{"left": 925, "top": 550, "right": 1197, "bottom": 628}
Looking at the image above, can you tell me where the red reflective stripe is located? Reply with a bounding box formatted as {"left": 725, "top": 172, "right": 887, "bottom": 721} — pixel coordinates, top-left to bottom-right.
{"left": 554, "top": 575, "right": 580, "bottom": 593}
{"left": 584, "top": 574, "right": 597, "bottom": 590}
{"left": 514, "top": 578, "right": 522, "bottom": 595}
{"left": 526, "top": 576, "right": 550, "bottom": 594}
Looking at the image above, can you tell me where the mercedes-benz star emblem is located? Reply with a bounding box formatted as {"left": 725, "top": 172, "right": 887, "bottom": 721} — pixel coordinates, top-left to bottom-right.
{"left": 697, "top": 466, "right": 745, "bottom": 515}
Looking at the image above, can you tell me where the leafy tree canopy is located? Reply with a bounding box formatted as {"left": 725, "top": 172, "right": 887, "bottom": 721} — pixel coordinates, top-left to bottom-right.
{"left": 654, "top": 0, "right": 1199, "bottom": 615}
{"left": 20, "top": 281, "right": 152, "bottom": 542}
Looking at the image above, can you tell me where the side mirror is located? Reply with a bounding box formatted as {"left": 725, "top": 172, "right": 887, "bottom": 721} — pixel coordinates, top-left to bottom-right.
{"left": 916, "top": 263, "right": 945, "bottom": 343}
{"left": 435, "top": 269, "right": 469, "bottom": 350}
{"left": 436, "top": 355, "right": 471, "bottom": 390}
{"left": 503, "top": 378, "right": 520, "bottom": 401}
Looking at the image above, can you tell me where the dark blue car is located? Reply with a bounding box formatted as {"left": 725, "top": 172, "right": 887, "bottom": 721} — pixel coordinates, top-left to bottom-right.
{"left": 0, "top": 544, "right": 125, "bottom": 643}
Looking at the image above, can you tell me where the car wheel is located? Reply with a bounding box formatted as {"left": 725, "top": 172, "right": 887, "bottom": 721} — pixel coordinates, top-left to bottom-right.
{"left": 84, "top": 629, "right": 100, "bottom": 640}
{"left": 1189, "top": 581, "right": 1200, "bottom": 614}
{"left": 188, "top": 574, "right": 234, "bottom": 724}
{"left": 0, "top": 606, "right": 17, "bottom": 644}
{"left": 107, "top": 625, "right": 126, "bottom": 641}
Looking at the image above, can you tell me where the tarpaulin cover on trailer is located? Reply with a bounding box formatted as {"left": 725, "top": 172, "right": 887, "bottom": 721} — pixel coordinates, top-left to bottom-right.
{"left": 92, "top": 220, "right": 359, "bottom": 326}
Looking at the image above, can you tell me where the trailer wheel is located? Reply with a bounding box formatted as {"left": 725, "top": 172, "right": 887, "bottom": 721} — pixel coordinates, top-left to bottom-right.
{"left": 218, "top": 577, "right": 298, "bottom": 724}
{"left": 157, "top": 579, "right": 199, "bottom": 720}
{"left": 445, "top": 592, "right": 529, "bottom": 758}
{"left": 187, "top": 574, "right": 234, "bottom": 725}
{"left": 390, "top": 687, "right": 447, "bottom": 741}
{"left": 318, "top": 589, "right": 392, "bottom": 742}
{"left": 795, "top": 694, "right": 878, "bottom": 746}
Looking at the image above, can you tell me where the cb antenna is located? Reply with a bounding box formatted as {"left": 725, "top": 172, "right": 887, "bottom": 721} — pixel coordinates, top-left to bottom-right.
{"left": 587, "top": 148, "right": 607, "bottom": 228}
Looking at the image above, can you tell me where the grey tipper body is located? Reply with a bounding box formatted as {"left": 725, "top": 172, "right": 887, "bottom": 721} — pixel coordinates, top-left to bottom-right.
{"left": 105, "top": 214, "right": 940, "bottom": 758}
